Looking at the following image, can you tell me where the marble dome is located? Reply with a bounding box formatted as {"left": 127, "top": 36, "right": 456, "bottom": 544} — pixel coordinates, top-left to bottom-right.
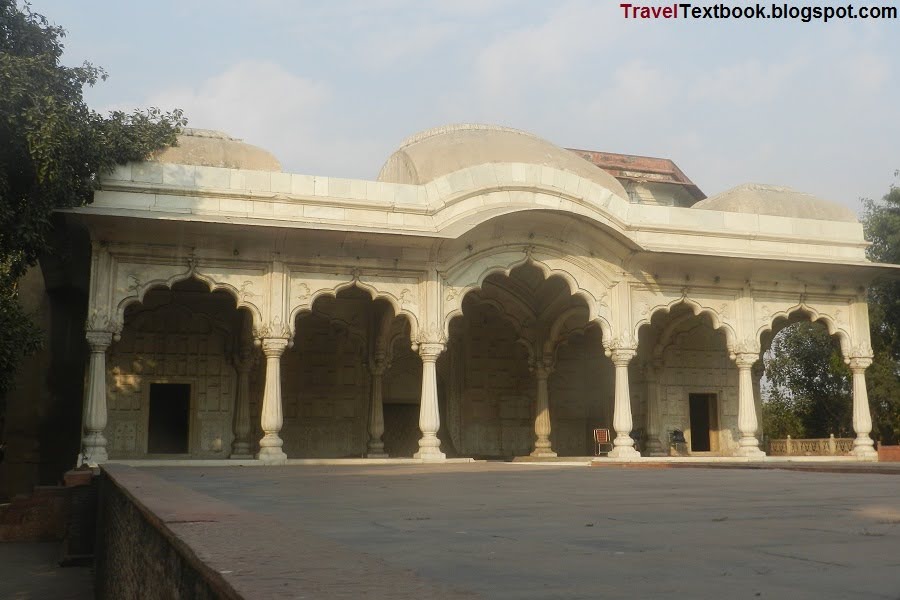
{"left": 377, "top": 124, "right": 628, "bottom": 199}
{"left": 693, "top": 183, "right": 857, "bottom": 222}
{"left": 151, "top": 128, "right": 282, "bottom": 172}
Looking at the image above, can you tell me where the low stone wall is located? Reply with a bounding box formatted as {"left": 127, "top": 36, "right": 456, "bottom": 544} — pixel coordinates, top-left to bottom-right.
{"left": 0, "top": 485, "right": 67, "bottom": 542}
{"left": 768, "top": 435, "right": 853, "bottom": 456}
{"left": 95, "top": 466, "right": 241, "bottom": 600}
{"left": 877, "top": 445, "right": 900, "bottom": 462}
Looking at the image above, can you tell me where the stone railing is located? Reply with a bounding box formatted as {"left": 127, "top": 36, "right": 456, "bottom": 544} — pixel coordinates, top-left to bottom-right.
{"left": 768, "top": 434, "right": 853, "bottom": 456}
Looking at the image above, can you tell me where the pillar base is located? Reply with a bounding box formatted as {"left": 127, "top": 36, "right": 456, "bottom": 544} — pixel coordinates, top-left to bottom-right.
{"left": 736, "top": 446, "right": 766, "bottom": 459}
{"left": 414, "top": 448, "right": 446, "bottom": 461}
{"left": 530, "top": 449, "right": 558, "bottom": 458}
{"left": 608, "top": 446, "right": 640, "bottom": 459}
{"left": 644, "top": 439, "right": 666, "bottom": 456}
{"left": 366, "top": 451, "right": 390, "bottom": 459}
{"left": 852, "top": 440, "right": 878, "bottom": 461}
{"left": 256, "top": 448, "right": 287, "bottom": 463}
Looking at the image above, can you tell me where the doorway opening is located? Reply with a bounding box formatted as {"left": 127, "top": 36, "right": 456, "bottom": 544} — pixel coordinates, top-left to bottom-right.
{"left": 148, "top": 383, "right": 191, "bottom": 454}
{"left": 688, "top": 393, "right": 718, "bottom": 452}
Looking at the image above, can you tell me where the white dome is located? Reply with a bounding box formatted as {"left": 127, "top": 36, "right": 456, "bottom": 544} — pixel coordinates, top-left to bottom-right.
{"left": 377, "top": 124, "right": 628, "bottom": 199}
{"left": 151, "top": 128, "right": 281, "bottom": 172}
{"left": 693, "top": 183, "right": 856, "bottom": 222}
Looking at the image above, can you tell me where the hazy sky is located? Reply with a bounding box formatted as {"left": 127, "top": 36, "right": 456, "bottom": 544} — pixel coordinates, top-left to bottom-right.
{"left": 35, "top": 0, "right": 899, "bottom": 212}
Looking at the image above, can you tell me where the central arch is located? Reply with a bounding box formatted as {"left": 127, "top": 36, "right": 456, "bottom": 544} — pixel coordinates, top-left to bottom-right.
{"left": 442, "top": 262, "right": 613, "bottom": 458}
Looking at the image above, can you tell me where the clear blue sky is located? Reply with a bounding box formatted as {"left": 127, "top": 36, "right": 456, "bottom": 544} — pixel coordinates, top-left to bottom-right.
{"left": 34, "top": 0, "right": 900, "bottom": 212}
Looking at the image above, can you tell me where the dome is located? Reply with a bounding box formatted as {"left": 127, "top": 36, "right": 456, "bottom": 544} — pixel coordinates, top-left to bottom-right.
{"left": 377, "top": 124, "right": 628, "bottom": 199}
{"left": 692, "top": 183, "right": 857, "bottom": 222}
{"left": 151, "top": 128, "right": 281, "bottom": 172}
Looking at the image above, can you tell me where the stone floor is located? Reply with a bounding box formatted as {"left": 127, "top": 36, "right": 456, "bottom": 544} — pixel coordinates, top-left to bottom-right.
{"left": 0, "top": 542, "right": 93, "bottom": 599}
{"left": 139, "top": 463, "right": 900, "bottom": 599}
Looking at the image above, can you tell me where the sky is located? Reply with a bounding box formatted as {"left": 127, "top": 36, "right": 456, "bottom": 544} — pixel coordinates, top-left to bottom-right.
{"left": 33, "top": 0, "right": 900, "bottom": 213}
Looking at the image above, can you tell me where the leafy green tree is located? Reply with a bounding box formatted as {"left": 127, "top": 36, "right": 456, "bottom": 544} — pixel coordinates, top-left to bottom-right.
{"left": 760, "top": 393, "right": 806, "bottom": 440}
{"left": 763, "top": 321, "right": 853, "bottom": 438}
{"left": 0, "top": 1, "right": 186, "bottom": 397}
{"left": 863, "top": 174, "right": 900, "bottom": 444}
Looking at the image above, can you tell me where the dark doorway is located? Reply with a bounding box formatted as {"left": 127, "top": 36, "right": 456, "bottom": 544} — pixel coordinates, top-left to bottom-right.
{"left": 383, "top": 403, "right": 419, "bottom": 457}
{"left": 689, "top": 393, "right": 716, "bottom": 452}
{"left": 148, "top": 383, "right": 190, "bottom": 454}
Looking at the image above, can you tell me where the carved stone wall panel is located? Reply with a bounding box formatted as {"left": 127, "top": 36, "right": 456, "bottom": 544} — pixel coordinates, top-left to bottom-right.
{"left": 657, "top": 325, "right": 739, "bottom": 455}
{"left": 549, "top": 330, "right": 613, "bottom": 456}
{"left": 198, "top": 416, "right": 228, "bottom": 456}
{"left": 109, "top": 420, "right": 138, "bottom": 454}
{"left": 106, "top": 295, "right": 237, "bottom": 458}
{"left": 281, "top": 314, "right": 369, "bottom": 457}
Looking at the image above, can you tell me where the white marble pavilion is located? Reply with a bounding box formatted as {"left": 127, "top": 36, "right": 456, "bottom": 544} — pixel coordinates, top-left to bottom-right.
{"left": 63, "top": 124, "right": 892, "bottom": 465}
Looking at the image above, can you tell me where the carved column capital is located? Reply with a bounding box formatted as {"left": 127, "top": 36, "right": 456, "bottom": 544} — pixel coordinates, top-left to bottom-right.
{"left": 369, "top": 352, "right": 389, "bottom": 375}
{"left": 533, "top": 363, "right": 552, "bottom": 380}
{"left": 732, "top": 339, "right": 761, "bottom": 355}
{"left": 847, "top": 356, "right": 873, "bottom": 373}
{"left": 260, "top": 337, "right": 289, "bottom": 358}
{"left": 85, "top": 330, "right": 114, "bottom": 352}
{"left": 609, "top": 347, "right": 636, "bottom": 367}
{"left": 418, "top": 342, "right": 445, "bottom": 362}
{"left": 733, "top": 352, "right": 759, "bottom": 370}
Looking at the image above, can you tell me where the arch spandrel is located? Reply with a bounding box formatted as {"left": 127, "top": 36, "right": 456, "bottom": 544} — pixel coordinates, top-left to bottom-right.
{"left": 439, "top": 247, "right": 613, "bottom": 341}
{"left": 110, "top": 258, "right": 266, "bottom": 336}
{"left": 754, "top": 298, "right": 855, "bottom": 358}
{"left": 286, "top": 268, "right": 422, "bottom": 341}
{"left": 434, "top": 208, "right": 637, "bottom": 270}
{"left": 426, "top": 163, "right": 635, "bottom": 248}
{"left": 631, "top": 288, "right": 739, "bottom": 350}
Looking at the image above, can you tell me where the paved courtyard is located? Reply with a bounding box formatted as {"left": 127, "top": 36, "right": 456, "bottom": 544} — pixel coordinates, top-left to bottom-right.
{"left": 147, "top": 463, "right": 900, "bottom": 599}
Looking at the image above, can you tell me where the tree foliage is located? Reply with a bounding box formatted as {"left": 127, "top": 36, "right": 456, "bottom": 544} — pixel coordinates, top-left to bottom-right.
{"left": 862, "top": 175, "right": 900, "bottom": 444}
{"left": 0, "top": 0, "right": 186, "bottom": 396}
{"left": 763, "top": 321, "right": 852, "bottom": 438}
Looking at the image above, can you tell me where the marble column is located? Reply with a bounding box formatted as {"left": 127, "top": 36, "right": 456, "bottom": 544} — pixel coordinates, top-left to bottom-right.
{"left": 752, "top": 360, "right": 765, "bottom": 444}
{"left": 848, "top": 357, "right": 878, "bottom": 460}
{"left": 80, "top": 330, "right": 113, "bottom": 466}
{"left": 531, "top": 362, "right": 557, "bottom": 457}
{"left": 257, "top": 338, "right": 288, "bottom": 463}
{"left": 644, "top": 360, "right": 665, "bottom": 456}
{"left": 414, "top": 342, "right": 446, "bottom": 461}
{"left": 734, "top": 352, "right": 765, "bottom": 458}
{"left": 230, "top": 348, "right": 254, "bottom": 459}
{"left": 366, "top": 355, "right": 388, "bottom": 458}
{"left": 609, "top": 347, "right": 640, "bottom": 458}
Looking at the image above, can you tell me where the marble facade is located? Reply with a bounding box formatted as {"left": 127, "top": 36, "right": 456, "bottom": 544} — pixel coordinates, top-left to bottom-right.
{"left": 64, "top": 125, "right": 891, "bottom": 465}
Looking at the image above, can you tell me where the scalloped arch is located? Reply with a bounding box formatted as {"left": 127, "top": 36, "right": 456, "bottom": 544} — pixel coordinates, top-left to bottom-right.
{"left": 288, "top": 279, "right": 420, "bottom": 341}
{"left": 758, "top": 302, "right": 851, "bottom": 357}
{"left": 113, "top": 270, "right": 263, "bottom": 336}
{"left": 441, "top": 253, "right": 612, "bottom": 341}
{"left": 635, "top": 297, "right": 737, "bottom": 350}
{"left": 549, "top": 320, "right": 605, "bottom": 366}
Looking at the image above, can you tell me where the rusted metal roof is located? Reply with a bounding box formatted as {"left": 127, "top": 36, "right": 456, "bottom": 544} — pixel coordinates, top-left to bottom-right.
{"left": 567, "top": 149, "right": 706, "bottom": 201}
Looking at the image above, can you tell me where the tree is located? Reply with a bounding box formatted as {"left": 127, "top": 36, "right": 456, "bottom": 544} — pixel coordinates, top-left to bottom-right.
{"left": 763, "top": 321, "right": 852, "bottom": 439}
{"left": 0, "top": 1, "right": 185, "bottom": 398}
{"left": 862, "top": 174, "right": 900, "bottom": 444}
